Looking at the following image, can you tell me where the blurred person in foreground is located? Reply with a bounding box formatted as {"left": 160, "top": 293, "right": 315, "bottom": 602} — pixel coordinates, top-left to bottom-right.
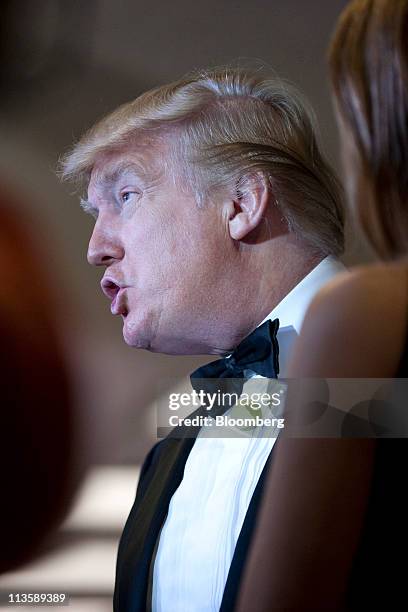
{"left": 0, "top": 188, "right": 76, "bottom": 573}
{"left": 61, "top": 67, "right": 345, "bottom": 611}
{"left": 237, "top": 1, "right": 408, "bottom": 610}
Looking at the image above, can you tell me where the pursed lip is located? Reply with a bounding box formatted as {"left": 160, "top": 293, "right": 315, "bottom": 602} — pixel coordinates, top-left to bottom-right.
{"left": 100, "top": 277, "right": 129, "bottom": 316}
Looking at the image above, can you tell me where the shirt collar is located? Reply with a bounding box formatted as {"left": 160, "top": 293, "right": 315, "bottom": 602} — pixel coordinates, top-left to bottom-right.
{"left": 225, "top": 256, "right": 346, "bottom": 376}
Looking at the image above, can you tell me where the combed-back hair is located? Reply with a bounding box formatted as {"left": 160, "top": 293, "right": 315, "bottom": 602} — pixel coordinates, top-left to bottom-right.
{"left": 61, "top": 66, "right": 344, "bottom": 256}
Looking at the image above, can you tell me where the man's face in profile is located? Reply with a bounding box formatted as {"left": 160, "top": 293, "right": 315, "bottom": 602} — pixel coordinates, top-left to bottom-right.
{"left": 85, "top": 144, "right": 233, "bottom": 355}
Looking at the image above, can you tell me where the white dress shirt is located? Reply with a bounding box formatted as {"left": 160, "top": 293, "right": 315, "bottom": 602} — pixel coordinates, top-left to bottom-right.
{"left": 152, "top": 256, "right": 346, "bottom": 612}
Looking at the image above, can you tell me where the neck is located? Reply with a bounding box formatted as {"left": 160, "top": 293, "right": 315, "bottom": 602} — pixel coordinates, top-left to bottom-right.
{"left": 208, "top": 235, "right": 323, "bottom": 355}
{"left": 251, "top": 236, "right": 323, "bottom": 327}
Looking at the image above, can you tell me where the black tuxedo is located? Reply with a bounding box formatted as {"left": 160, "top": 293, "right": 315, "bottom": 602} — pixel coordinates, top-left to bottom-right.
{"left": 114, "top": 320, "right": 281, "bottom": 611}
{"left": 113, "top": 430, "right": 277, "bottom": 611}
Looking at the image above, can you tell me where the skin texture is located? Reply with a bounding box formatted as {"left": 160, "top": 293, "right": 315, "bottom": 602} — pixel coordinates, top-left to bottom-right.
{"left": 85, "top": 141, "right": 321, "bottom": 356}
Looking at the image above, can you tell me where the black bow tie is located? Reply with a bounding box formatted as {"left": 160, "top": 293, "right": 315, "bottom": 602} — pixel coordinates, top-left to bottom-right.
{"left": 191, "top": 318, "right": 280, "bottom": 382}
{"left": 185, "top": 319, "right": 280, "bottom": 421}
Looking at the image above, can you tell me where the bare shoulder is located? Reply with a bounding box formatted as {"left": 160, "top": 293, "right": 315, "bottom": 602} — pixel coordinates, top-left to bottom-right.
{"left": 289, "top": 262, "right": 408, "bottom": 377}
{"left": 313, "top": 262, "right": 407, "bottom": 324}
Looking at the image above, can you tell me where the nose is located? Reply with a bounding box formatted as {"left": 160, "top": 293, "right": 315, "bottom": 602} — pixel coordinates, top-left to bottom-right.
{"left": 87, "top": 222, "right": 124, "bottom": 267}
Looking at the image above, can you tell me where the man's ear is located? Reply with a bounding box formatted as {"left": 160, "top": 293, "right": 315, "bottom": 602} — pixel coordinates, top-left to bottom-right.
{"left": 228, "top": 172, "right": 271, "bottom": 240}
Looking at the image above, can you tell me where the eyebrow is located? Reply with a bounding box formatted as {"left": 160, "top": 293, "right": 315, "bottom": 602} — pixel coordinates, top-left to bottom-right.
{"left": 95, "top": 160, "right": 148, "bottom": 189}
{"left": 82, "top": 159, "right": 151, "bottom": 216}
{"left": 80, "top": 198, "right": 99, "bottom": 217}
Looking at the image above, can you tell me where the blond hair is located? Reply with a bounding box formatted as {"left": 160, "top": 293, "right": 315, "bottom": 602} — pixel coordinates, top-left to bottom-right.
{"left": 61, "top": 66, "right": 344, "bottom": 256}
{"left": 329, "top": 0, "right": 408, "bottom": 259}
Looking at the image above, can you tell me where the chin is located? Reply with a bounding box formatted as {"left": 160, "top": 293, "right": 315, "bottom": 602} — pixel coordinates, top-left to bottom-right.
{"left": 122, "top": 314, "right": 152, "bottom": 349}
{"left": 121, "top": 309, "right": 209, "bottom": 355}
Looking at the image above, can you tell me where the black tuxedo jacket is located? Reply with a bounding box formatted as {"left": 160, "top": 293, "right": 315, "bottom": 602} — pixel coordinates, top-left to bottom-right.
{"left": 113, "top": 427, "right": 277, "bottom": 612}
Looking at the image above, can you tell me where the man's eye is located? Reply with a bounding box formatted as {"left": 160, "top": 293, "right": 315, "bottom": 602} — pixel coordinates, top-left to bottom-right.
{"left": 120, "top": 190, "right": 138, "bottom": 204}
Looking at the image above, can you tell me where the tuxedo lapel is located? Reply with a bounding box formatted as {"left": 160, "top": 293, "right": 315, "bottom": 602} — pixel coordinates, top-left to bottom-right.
{"left": 114, "top": 402, "right": 279, "bottom": 611}
{"left": 220, "top": 436, "right": 278, "bottom": 612}
{"left": 114, "top": 435, "right": 196, "bottom": 611}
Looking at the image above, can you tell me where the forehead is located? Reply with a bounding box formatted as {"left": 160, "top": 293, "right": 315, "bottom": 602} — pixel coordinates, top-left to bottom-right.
{"left": 88, "top": 148, "right": 153, "bottom": 192}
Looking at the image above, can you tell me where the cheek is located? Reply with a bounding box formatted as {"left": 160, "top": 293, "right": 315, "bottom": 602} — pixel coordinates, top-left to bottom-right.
{"left": 122, "top": 222, "right": 191, "bottom": 292}
{"left": 122, "top": 201, "right": 225, "bottom": 292}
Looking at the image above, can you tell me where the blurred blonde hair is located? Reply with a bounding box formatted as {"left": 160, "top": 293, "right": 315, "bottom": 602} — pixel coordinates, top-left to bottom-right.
{"left": 61, "top": 66, "right": 344, "bottom": 256}
{"left": 329, "top": 0, "right": 408, "bottom": 259}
